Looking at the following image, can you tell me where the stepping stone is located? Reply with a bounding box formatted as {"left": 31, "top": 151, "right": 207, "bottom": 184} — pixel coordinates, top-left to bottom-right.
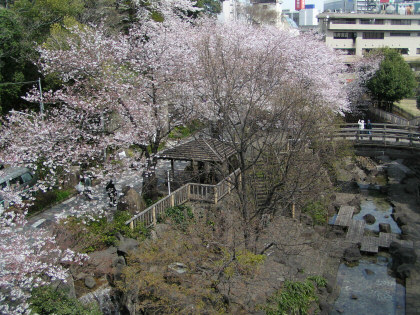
{"left": 335, "top": 206, "right": 355, "bottom": 227}
{"left": 346, "top": 220, "right": 365, "bottom": 243}
{"left": 361, "top": 236, "right": 379, "bottom": 253}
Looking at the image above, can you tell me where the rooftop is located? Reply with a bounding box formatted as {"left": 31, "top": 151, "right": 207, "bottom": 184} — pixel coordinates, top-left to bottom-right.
{"left": 157, "top": 138, "right": 236, "bottom": 163}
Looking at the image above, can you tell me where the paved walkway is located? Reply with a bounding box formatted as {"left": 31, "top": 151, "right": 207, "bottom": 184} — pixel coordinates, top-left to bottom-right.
{"left": 27, "top": 159, "right": 188, "bottom": 228}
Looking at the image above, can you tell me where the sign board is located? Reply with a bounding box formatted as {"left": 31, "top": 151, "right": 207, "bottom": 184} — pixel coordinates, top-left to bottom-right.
{"left": 295, "top": 0, "right": 305, "bottom": 10}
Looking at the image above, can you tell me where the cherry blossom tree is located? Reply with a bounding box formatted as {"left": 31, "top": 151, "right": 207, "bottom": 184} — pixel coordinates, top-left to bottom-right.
{"left": 345, "top": 53, "right": 382, "bottom": 115}
{"left": 19, "top": 1, "right": 201, "bottom": 198}
{"left": 0, "top": 207, "right": 88, "bottom": 314}
{"left": 190, "top": 21, "right": 351, "bottom": 249}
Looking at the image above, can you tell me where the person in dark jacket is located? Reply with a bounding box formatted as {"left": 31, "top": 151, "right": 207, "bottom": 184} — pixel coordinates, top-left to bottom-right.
{"left": 366, "top": 119, "right": 372, "bottom": 134}
{"left": 106, "top": 180, "right": 117, "bottom": 206}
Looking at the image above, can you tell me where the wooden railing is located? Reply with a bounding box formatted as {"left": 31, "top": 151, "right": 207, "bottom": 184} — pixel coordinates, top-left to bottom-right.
{"left": 125, "top": 169, "right": 241, "bottom": 229}
{"left": 334, "top": 123, "right": 420, "bottom": 149}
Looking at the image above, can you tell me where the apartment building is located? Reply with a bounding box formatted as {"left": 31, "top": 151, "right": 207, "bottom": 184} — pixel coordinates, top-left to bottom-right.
{"left": 317, "top": 13, "right": 420, "bottom": 63}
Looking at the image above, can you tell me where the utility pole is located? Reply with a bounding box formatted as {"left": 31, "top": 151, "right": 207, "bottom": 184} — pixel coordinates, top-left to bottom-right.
{"left": 38, "top": 78, "right": 44, "bottom": 118}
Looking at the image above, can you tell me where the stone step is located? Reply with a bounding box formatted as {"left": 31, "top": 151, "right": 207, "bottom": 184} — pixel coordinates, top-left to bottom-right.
{"left": 346, "top": 220, "right": 365, "bottom": 243}
{"left": 334, "top": 206, "right": 355, "bottom": 227}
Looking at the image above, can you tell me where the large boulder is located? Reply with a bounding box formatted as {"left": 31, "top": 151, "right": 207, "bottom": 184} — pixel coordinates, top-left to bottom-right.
{"left": 363, "top": 214, "right": 376, "bottom": 225}
{"left": 84, "top": 276, "right": 96, "bottom": 289}
{"left": 88, "top": 246, "right": 118, "bottom": 277}
{"left": 389, "top": 242, "right": 417, "bottom": 278}
{"left": 116, "top": 234, "right": 140, "bottom": 257}
{"left": 117, "top": 186, "right": 146, "bottom": 215}
{"left": 343, "top": 245, "right": 362, "bottom": 263}
{"left": 379, "top": 223, "right": 391, "bottom": 233}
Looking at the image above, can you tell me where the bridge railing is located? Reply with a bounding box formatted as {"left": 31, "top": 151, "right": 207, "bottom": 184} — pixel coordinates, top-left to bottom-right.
{"left": 125, "top": 168, "right": 240, "bottom": 229}
{"left": 334, "top": 124, "right": 420, "bottom": 148}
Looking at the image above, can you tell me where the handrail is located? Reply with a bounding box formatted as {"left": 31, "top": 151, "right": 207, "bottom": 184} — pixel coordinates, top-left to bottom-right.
{"left": 333, "top": 124, "right": 420, "bottom": 149}
{"left": 125, "top": 168, "right": 241, "bottom": 229}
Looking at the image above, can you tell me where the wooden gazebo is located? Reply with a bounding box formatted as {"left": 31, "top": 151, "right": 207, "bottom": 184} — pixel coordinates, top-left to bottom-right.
{"left": 157, "top": 137, "right": 236, "bottom": 186}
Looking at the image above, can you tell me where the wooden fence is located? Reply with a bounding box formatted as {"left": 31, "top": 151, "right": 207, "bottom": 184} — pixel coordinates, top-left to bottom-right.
{"left": 369, "top": 106, "right": 420, "bottom": 126}
{"left": 334, "top": 123, "right": 420, "bottom": 149}
{"left": 125, "top": 169, "right": 241, "bottom": 229}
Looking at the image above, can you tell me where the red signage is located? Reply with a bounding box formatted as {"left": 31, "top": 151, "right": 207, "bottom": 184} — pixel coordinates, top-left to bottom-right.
{"left": 295, "top": 0, "right": 305, "bottom": 10}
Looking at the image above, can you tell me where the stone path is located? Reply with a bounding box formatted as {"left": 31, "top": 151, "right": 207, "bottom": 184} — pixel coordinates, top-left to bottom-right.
{"left": 331, "top": 205, "right": 413, "bottom": 254}
{"left": 334, "top": 206, "right": 354, "bottom": 227}
{"left": 27, "top": 159, "right": 188, "bottom": 229}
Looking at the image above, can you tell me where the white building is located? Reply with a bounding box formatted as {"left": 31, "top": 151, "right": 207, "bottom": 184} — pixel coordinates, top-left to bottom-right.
{"left": 299, "top": 4, "right": 319, "bottom": 25}
{"left": 219, "top": 0, "right": 298, "bottom": 30}
{"left": 317, "top": 12, "right": 420, "bottom": 62}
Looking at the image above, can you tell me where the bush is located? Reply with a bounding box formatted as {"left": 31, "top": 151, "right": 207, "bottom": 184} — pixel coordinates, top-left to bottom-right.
{"left": 302, "top": 201, "right": 327, "bottom": 225}
{"left": 61, "top": 211, "right": 149, "bottom": 253}
{"left": 30, "top": 285, "right": 101, "bottom": 315}
{"left": 163, "top": 205, "right": 194, "bottom": 229}
{"left": 28, "top": 188, "right": 74, "bottom": 215}
{"left": 261, "top": 276, "right": 326, "bottom": 315}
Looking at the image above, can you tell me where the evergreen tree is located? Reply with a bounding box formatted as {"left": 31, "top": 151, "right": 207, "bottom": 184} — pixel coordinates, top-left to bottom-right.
{"left": 366, "top": 48, "right": 417, "bottom": 108}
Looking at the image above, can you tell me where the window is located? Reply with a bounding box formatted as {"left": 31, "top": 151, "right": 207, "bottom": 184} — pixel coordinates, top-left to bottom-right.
{"left": 335, "top": 48, "right": 356, "bottom": 55}
{"left": 333, "top": 32, "right": 356, "bottom": 39}
{"left": 397, "top": 48, "right": 409, "bottom": 55}
{"left": 391, "top": 19, "right": 411, "bottom": 25}
{"left": 331, "top": 18, "right": 356, "bottom": 24}
{"left": 362, "top": 32, "right": 384, "bottom": 39}
{"left": 416, "top": 48, "right": 420, "bottom": 54}
{"left": 360, "top": 19, "right": 384, "bottom": 25}
{"left": 390, "top": 32, "right": 411, "bottom": 37}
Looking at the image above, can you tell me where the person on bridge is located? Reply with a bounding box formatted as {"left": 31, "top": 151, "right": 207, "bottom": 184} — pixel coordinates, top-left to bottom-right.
{"left": 366, "top": 119, "right": 372, "bottom": 134}
{"left": 358, "top": 119, "right": 365, "bottom": 138}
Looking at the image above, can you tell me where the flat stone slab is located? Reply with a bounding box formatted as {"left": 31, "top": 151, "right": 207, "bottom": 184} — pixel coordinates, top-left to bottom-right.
{"left": 378, "top": 232, "right": 399, "bottom": 248}
{"left": 346, "top": 220, "right": 365, "bottom": 243}
{"left": 335, "top": 206, "right": 355, "bottom": 227}
{"left": 361, "top": 236, "right": 379, "bottom": 253}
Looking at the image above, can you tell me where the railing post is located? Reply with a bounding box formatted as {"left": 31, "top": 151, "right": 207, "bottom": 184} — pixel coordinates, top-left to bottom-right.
{"left": 228, "top": 181, "right": 231, "bottom": 194}
{"left": 186, "top": 184, "right": 190, "bottom": 200}
{"left": 152, "top": 206, "right": 157, "bottom": 226}
{"left": 171, "top": 194, "right": 175, "bottom": 207}
{"left": 292, "top": 203, "right": 295, "bottom": 219}
{"left": 214, "top": 186, "right": 218, "bottom": 204}
{"left": 383, "top": 125, "right": 386, "bottom": 145}
{"left": 130, "top": 221, "right": 134, "bottom": 230}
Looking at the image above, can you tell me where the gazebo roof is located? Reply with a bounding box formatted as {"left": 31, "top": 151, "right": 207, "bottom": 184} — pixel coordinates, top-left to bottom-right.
{"left": 157, "top": 138, "right": 236, "bottom": 162}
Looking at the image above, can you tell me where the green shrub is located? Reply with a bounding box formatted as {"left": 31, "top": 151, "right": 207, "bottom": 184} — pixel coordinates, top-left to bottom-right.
{"left": 28, "top": 188, "right": 74, "bottom": 215}
{"left": 307, "top": 275, "right": 327, "bottom": 288}
{"left": 30, "top": 285, "right": 101, "bottom": 315}
{"left": 168, "top": 121, "right": 202, "bottom": 139}
{"left": 302, "top": 201, "right": 327, "bottom": 225}
{"left": 64, "top": 211, "right": 150, "bottom": 253}
{"left": 261, "top": 277, "right": 325, "bottom": 315}
{"left": 55, "top": 189, "right": 73, "bottom": 202}
{"left": 163, "top": 205, "right": 194, "bottom": 229}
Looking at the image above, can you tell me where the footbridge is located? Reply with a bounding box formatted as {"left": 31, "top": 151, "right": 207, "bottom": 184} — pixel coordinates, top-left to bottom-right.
{"left": 335, "top": 123, "right": 420, "bottom": 150}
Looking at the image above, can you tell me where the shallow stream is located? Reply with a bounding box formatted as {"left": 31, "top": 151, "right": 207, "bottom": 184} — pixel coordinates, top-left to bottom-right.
{"left": 332, "top": 188, "right": 405, "bottom": 314}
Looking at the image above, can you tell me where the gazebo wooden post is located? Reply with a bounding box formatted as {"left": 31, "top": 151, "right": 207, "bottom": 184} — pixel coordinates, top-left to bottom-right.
{"left": 170, "top": 158, "right": 175, "bottom": 185}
